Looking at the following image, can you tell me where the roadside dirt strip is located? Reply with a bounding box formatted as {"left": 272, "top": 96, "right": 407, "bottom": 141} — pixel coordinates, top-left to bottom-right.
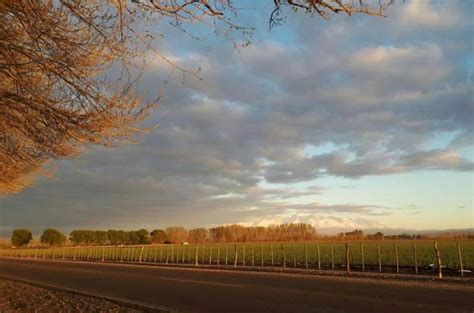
{"left": 0, "top": 258, "right": 473, "bottom": 313}
{"left": 0, "top": 279, "right": 152, "bottom": 312}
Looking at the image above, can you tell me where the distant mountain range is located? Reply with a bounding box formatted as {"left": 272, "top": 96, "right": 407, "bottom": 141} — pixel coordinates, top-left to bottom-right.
{"left": 317, "top": 227, "right": 474, "bottom": 236}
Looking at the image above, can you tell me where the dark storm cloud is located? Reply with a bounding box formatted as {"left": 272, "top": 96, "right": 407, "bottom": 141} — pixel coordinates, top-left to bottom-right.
{"left": 1, "top": 0, "right": 472, "bottom": 235}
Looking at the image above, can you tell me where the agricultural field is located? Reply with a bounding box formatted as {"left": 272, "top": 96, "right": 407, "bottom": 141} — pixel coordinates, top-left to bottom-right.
{"left": 1, "top": 240, "right": 472, "bottom": 276}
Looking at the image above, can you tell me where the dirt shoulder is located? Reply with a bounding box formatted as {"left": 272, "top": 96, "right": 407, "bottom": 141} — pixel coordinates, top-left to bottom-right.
{"left": 0, "top": 279, "right": 148, "bottom": 313}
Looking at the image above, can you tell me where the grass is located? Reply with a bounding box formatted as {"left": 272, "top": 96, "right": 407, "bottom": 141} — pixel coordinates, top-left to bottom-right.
{"left": 1, "top": 240, "right": 473, "bottom": 274}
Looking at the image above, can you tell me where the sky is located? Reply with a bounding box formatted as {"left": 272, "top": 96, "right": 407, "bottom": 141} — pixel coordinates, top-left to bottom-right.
{"left": 0, "top": 0, "right": 473, "bottom": 236}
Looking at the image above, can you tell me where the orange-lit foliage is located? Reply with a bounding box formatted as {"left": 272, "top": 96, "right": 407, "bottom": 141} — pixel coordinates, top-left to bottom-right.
{"left": 0, "top": 1, "right": 393, "bottom": 194}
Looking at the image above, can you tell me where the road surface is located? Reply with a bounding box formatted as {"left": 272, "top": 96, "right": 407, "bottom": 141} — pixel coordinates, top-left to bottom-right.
{"left": 0, "top": 258, "right": 472, "bottom": 313}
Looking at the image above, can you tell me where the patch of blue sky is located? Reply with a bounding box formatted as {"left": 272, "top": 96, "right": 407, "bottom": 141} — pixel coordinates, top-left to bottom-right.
{"left": 315, "top": 171, "right": 473, "bottom": 229}
{"left": 460, "top": 146, "right": 474, "bottom": 161}
{"left": 423, "top": 130, "right": 462, "bottom": 150}
{"left": 304, "top": 142, "right": 344, "bottom": 157}
{"left": 259, "top": 167, "right": 472, "bottom": 229}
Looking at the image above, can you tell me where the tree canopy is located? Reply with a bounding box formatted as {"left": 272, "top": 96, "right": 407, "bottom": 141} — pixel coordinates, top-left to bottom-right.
{"left": 11, "top": 229, "right": 32, "bottom": 247}
{"left": 150, "top": 229, "right": 168, "bottom": 244}
{"left": 0, "top": 0, "right": 394, "bottom": 194}
{"left": 40, "top": 228, "right": 67, "bottom": 246}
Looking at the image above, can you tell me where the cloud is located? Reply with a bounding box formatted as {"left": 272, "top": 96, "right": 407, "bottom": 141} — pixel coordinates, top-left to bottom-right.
{"left": 398, "top": 149, "right": 474, "bottom": 172}
{"left": 398, "top": 0, "right": 461, "bottom": 28}
{"left": 0, "top": 0, "right": 472, "bottom": 235}
{"left": 263, "top": 147, "right": 473, "bottom": 183}
{"left": 347, "top": 44, "right": 447, "bottom": 89}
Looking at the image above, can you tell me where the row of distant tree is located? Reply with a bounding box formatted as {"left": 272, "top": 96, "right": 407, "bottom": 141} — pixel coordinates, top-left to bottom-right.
{"left": 63, "top": 224, "right": 319, "bottom": 246}
{"left": 337, "top": 230, "right": 474, "bottom": 240}
{"left": 11, "top": 229, "right": 66, "bottom": 247}
{"left": 337, "top": 230, "right": 426, "bottom": 240}
{"left": 9, "top": 225, "right": 474, "bottom": 247}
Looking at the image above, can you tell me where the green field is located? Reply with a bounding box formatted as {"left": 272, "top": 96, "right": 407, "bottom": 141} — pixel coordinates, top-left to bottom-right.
{"left": 1, "top": 240, "right": 472, "bottom": 275}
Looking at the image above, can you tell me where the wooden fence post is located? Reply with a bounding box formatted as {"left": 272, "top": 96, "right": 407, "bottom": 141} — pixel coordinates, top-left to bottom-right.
{"left": 413, "top": 240, "right": 418, "bottom": 274}
{"left": 201, "top": 245, "right": 205, "bottom": 264}
{"left": 361, "top": 242, "right": 365, "bottom": 271}
{"left": 139, "top": 246, "right": 144, "bottom": 263}
{"left": 281, "top": 244, "right": 286, "bottom": 270}
{"left": 234, "top": 244, "right": 238, "bottom": 267}
{"left": 345, "top": 242, "right": 350, "bottom": 274}
{"left": 209, "top": 245, "right": 213, "bottom": 265}
{"left": 217, "top": 246, "right": 220, "bottom": 265}
{"left": 160, "top": 245, "right": 163, "bottom": 262}
{"left": 195, "top": 246, "right": 199, "bottom": 266}
{"left": 261, "top": 244, "right": 264, "bottom": 267}
{"left": 102, "top": 246, "right": 105, "bottom": 262}
{"left": 330, "top": 243, "right": 334, "bottom": 269}
{"left": 271, "top": 244, "right": 274, "bottom": 266}
{"left": 317, "top": 243, "right": 321, "bottom": 270}
{"left": 434, "top": 241, "right": 442, "bottom": 279}
{"left": 225, "top": 246, "right": 229, "bottom": 265}
{"left": 304, "top": 243, "right": 308, "bottom": 269}
{"left": 243, "top": 245, "right": 246, "bottom": 266}
{"left": 154, "top": 246, "right": 158, "bottom": 262}
{"left": 457, "top": 242, "right": 464, "bottom": 277}
{"left": 251, "top": 245, "right": 255, "bottom": 267}
{"left": 293, "top": 243, "right": 297, "bottom": 267}
{"left": 171, "top": 245, "right": 174, "bottom": 263}
{"left": 377, "top": 244, "right": 381, "bottom": 273}
{"left": 165, "top": 246, "right": 169, "bottom": 264}
{"left": 120, "top": 247, "right": 123, "bottom": 263}
{"left": 394, "top": 243, "right": 399, "bottom": 274}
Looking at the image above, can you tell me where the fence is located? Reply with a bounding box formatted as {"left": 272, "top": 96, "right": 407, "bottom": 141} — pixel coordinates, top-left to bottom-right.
{"left": 1, "top": 240, "right": 472, "bottom": 278}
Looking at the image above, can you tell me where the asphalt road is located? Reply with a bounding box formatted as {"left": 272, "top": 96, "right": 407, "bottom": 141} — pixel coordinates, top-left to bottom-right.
{"left": 0, "top": 258, "right": 473, "bottom": 313}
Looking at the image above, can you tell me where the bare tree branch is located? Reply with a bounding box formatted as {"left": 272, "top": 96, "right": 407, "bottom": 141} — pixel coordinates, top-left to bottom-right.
{"left": 0, "top": 0, "right": 395, "bottom": 194}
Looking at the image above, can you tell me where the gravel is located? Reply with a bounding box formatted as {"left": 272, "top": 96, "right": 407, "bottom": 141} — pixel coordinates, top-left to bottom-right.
{"left": 0, "top": 279, "right": 146, "bottom": 312}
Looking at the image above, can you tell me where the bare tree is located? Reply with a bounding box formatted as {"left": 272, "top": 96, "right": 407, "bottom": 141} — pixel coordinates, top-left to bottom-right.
{"left": 0, "top": 1, "right": 159, "bottom": 193}
{"left": 165, "top": 226, "right": 189, "bottom": 243}
{"left": 188, "top": 228, "right": 208, "bottom": 243}
{"left": 0, "top": 0, "right": 394, "bottom": 194}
